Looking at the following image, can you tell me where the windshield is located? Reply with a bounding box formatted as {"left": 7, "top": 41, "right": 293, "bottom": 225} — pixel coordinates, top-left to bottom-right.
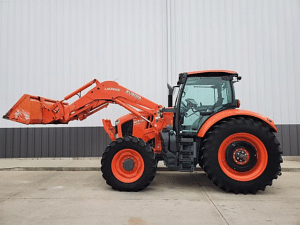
{"left": 179, "top": 76, "right": 233, "bottom": 134}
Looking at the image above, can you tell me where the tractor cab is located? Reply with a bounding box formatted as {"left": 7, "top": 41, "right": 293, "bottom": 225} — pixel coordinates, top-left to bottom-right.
{"left": 161, "top": 70, "right": 242, "bottom": 171}
{"left": 171, "top": 70, "right": 241, "bottom": 136}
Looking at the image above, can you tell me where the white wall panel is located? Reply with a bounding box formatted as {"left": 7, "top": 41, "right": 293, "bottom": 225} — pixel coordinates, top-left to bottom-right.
{"left": 168, "top": 0, "right": 300, "bottom": 124}
{"left": 0, "top": 0, "right": 168, "bottom": 127}
{"left": 1, "top": 0, "right": 300, "bottom": 128}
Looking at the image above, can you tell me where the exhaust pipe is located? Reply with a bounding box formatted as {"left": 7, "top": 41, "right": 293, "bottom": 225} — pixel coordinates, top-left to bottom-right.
{"left": 167, "top": 83, "right": 173, "bottom": 107}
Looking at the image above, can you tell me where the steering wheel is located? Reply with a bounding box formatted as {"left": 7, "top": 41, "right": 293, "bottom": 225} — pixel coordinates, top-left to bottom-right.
{"left": 185, "top": 98, "right": 198, "bottom": 109}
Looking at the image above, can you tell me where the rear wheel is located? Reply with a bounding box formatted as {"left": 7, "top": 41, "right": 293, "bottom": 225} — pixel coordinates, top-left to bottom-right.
{"left": 202, "top": 117, "right": 282, "bottom": 194}
{"left": 101, "top": 136, "right": 156, "bottom": 191}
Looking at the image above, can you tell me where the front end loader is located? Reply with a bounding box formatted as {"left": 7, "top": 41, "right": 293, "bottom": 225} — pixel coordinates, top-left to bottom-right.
{"left": 3, "top": 70, "right": 282, "bottom": 193}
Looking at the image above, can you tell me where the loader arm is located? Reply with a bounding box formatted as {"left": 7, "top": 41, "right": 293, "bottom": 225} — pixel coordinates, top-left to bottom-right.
{"left": 3, "top": 79, "right": 162, "bottom": 125}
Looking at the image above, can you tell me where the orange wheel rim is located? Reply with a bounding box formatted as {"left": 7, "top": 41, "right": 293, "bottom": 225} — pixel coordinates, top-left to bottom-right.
{"left": 111, "top": 149, "right": 144, "bottom": 183}
{"left": 218, "top": 133, "right": 268, "bottom": 182}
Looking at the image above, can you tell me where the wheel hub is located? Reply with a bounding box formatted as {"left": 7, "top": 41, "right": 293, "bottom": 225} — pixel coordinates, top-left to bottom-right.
{"left": 233, "top": 148, "right": 250, "bottom": 165}
{"left": 123, "top": 158, "right": 134, "bottom": 171}
{"left": 225, "top": 141, "right": 257, "bottom": 172}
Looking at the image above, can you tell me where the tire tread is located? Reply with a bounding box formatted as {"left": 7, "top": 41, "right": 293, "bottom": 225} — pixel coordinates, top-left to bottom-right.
{"left": 202, "top": 117, "right": 282, "bottom": 194}
{"left": 101, "top": 136, "right": 156, "bottom": 192}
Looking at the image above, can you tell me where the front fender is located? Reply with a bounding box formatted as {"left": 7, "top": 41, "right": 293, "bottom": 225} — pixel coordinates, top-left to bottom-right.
{"left": 197, "top": 109, "right": 277, "bottom": 138}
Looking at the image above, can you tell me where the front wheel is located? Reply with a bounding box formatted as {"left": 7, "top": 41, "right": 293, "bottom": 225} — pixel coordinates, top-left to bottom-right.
{"left": 202, "top": 117, "right": 282, "bottom": 194}
{"left": 101, "top": 136, "right": 157, "bottom": 191}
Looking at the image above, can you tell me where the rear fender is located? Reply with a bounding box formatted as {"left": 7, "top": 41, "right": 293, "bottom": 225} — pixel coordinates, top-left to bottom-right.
{"left": 197, "top": 109, "right": 277, "bottom": 138}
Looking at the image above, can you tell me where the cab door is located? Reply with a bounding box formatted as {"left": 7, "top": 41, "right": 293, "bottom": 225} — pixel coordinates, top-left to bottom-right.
{"left": 177, "top": 76, "right": 234, "bottom": 136}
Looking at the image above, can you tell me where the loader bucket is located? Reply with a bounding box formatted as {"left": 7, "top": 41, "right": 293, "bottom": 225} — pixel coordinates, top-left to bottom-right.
{"left": 3, "top": 94, "right": 65, "bottom": 124}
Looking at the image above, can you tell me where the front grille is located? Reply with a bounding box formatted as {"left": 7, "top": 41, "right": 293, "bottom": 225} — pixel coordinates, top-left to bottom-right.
{"left": 121, "top": 120, "right": 133, "bottom": 137}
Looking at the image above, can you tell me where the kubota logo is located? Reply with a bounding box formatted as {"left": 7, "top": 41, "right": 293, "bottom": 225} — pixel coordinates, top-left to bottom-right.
{"left": 133, "top": 119, "right": 144, "bottom": 125}
{"left": 125, "top": 90, "right": 141, "bottom": 100}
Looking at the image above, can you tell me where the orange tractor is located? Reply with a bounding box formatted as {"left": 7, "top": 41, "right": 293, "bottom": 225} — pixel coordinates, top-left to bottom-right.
{"left": 3, "top": 70, "right": 282, "bottom": 193}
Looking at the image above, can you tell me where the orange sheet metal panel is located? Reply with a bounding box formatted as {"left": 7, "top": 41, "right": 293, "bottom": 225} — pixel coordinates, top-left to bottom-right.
{"left": 197, "top": 109, "right": 278, "bottom": 138}
{"left": 3, "top": 94, "right": 57, "bottom": 124}
{"left": 187, "top": 70, "right": 238, "bottom": 75}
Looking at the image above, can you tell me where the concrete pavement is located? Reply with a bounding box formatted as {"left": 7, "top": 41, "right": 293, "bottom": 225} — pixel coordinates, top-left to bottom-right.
{"left": 0, "top": 157, "right": 300, "bottom": 225}
{"left": 1, "top": 156, "right": 300, "bottom": 171}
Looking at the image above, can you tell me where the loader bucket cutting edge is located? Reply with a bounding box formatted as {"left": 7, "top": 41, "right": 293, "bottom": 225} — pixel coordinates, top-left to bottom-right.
{"left": 3, "top": 94, "right": 65, "bottom": 124}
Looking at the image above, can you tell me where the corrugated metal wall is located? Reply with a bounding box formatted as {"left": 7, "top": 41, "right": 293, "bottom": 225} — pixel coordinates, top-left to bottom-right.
{"left": 0, "top": 126, "right": 298, "bottom": 157}
{"left": 168, "top": 0, "right": 300, "bottom": 125}
{"left": 0, "top": 0, "right": 168, "bottom": 128}
{"left": 1, "top": 0, "right": 300, "bottom": 157}
{"left": 0, "top": 127, "right": 109, "bottom": 158}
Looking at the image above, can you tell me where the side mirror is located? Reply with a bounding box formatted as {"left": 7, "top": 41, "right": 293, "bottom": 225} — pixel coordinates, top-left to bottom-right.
{"left": 167, "top": 83, "right": 173, "bottom": 95}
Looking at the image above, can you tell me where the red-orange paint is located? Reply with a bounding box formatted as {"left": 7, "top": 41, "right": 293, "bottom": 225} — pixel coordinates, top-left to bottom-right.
{"left": 187, "top": 70, "right": 238, "bottom": 75}
{"left": 197, "top": 109, "right": 277, "bottom": 138}
{"left": 111, "top": 149, "right": 145, "bottom": 183}
{"left": 102, "top": 119, "right": 116, "bottom": 141}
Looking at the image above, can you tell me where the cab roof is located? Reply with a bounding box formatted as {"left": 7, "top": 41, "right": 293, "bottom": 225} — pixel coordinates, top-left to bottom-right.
{"left": 178, "top": 70, "right": 239, "bottom": 85}
{"left": 187, "top": 70, "right": 238, "bottom": 76}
